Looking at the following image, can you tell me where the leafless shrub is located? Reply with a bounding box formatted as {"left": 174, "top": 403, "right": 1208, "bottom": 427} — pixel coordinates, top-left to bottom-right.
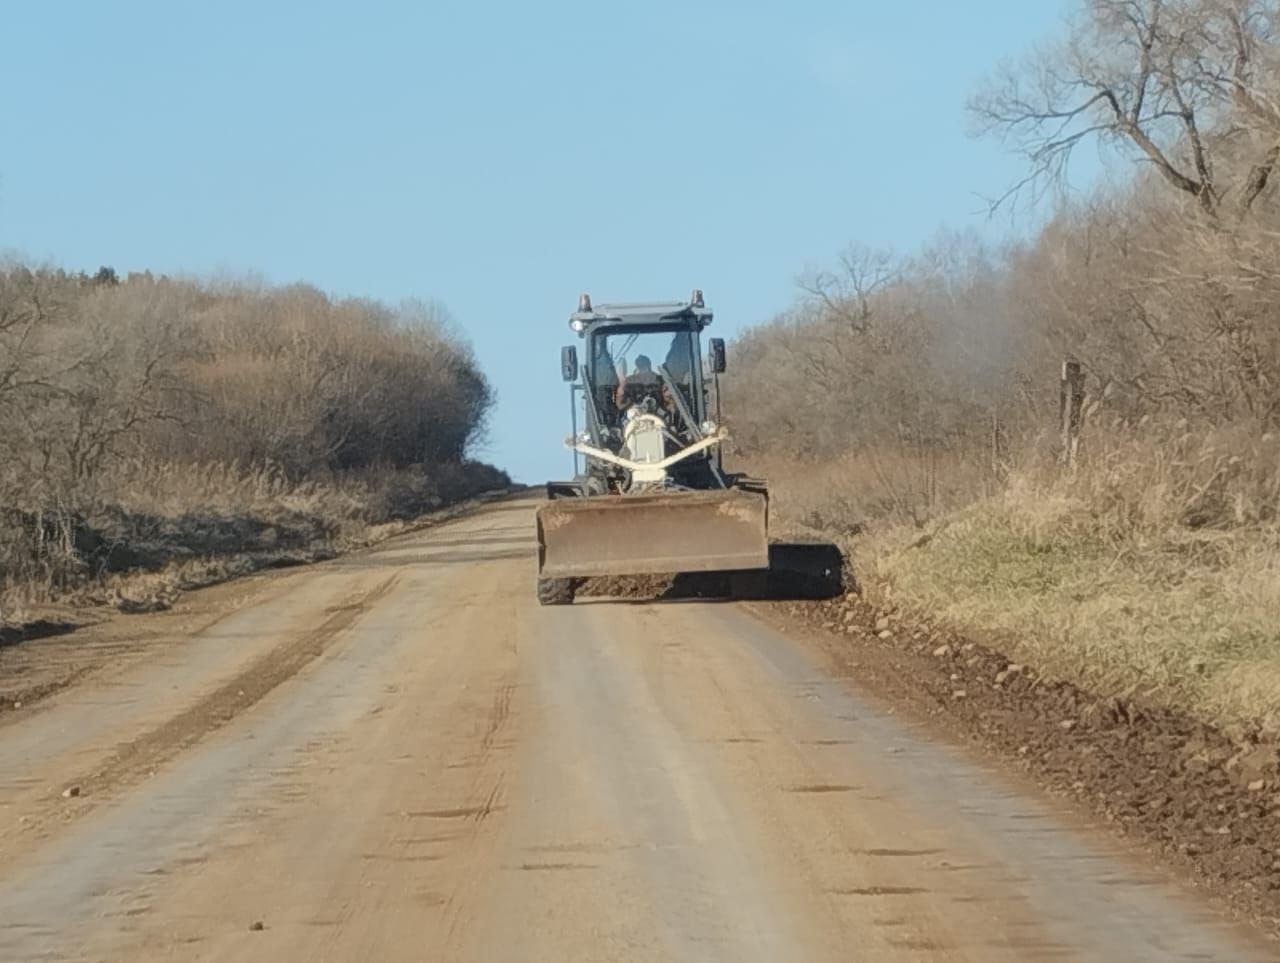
{"left": 0, "top": 267, "right": 501, "bottom": 612}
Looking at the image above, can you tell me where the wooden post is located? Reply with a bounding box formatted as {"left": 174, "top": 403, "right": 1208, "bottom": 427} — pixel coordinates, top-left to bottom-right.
{"left": 928, "top": 443, "right": 938, "bottom": 512}
{"left": 1059, "top": 359, "right": 1084, "bottom": 467}
{"left": 990, "top": 411, "right": 1007, "bottom": 482}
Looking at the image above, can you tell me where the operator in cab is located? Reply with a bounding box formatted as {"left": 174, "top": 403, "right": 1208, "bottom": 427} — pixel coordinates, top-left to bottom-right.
{"left": 615, "top": 354, "right": 665, "bottom": 411}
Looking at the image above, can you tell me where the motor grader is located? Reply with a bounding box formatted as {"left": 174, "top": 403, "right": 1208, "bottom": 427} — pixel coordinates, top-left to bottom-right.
{"left": 536, "top": 291, "right": 769, "bottom": 604}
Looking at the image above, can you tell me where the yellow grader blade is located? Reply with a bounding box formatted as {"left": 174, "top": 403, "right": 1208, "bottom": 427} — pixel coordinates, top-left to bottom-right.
{"left": 536, "top": 489, "right": 769, "bottom": 578}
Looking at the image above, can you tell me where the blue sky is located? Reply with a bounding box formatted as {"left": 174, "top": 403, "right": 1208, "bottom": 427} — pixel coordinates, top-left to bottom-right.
{"left": 1, "top": 0, "right": 1076, "bottom": 482}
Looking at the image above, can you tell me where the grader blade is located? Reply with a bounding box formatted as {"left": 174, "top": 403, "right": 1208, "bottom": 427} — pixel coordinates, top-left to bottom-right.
{"left": 536, "top": 489, "right": 768, "bottom": 578}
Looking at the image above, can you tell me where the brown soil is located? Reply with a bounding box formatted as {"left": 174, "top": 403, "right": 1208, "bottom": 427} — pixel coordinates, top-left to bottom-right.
{"left": 2, "top": 501, "right": 1273, "bottom": 960}
{"left": 577, "top": 574, "right": 676, "bottom": 598}
{"left": 0, "top": 490, "right": 518, "bottom": 715}
{"left": 761, "top": 590, "right": 1280, "bottom": 939}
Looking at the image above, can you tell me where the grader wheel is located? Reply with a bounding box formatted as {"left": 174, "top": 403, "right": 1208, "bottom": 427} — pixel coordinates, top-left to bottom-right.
{"left": 537, "top": 577, "right": 581, "bottom": 606}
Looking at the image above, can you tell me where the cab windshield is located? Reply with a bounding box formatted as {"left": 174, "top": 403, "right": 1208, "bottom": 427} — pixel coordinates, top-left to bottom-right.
{"left": 587, "top": 327, "right": 699, "bottom": 431}
{"left": 591, "top": 328, "right": 697, "bottom": 391}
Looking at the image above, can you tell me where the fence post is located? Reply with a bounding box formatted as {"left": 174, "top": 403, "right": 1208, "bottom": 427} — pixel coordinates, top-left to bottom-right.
{"left": 990, "top": 411, "right": 1007, "bottom": 485}
{"left": 1059, "top": 359, "right": 1084, "bottom": 467}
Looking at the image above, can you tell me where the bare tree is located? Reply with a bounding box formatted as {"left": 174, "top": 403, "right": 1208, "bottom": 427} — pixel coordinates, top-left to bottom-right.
{"left": 971, "top": 0, "right": 1280, "bottom": 218}
{"left": 0, "top": 265, "right": 73, "bottom": 408}
{"left": 797, "top": 244, "right": 898, "bottom": 335}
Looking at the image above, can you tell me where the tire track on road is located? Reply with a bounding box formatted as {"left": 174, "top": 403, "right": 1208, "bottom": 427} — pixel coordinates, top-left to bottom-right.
{"left": 10, "top": 573, "right": 400, "bottom": 850}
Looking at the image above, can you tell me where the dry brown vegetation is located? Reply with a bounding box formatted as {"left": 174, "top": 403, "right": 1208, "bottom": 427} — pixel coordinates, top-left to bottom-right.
{"left": 0, "top": 266, "right": 506, "bottom": 619}
{"left": 729, "top": 0, "right": 1280, "bottom": 733}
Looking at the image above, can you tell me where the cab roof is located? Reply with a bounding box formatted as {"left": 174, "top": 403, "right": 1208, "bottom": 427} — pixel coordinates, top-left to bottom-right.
{"left": 569, "top": 295, "right": 713, "bottom": 332}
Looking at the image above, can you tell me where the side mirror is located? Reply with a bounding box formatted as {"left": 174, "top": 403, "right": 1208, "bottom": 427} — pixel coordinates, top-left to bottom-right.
{"left": 709, "top": 338, "right": 726, "bottom": 374}
{"left": 560, "top": 345, "right": 578, "bottom": 382}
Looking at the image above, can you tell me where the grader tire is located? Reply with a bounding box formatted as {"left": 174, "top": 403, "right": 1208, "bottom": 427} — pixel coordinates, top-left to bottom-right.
{"left": 537, "top": 577, "right": 579, "bottom": 606}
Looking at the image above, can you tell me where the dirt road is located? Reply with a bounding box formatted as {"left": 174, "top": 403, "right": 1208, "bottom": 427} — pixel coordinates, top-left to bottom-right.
{"left": 0, "top": 498, "right": 1271, "bottom": 961}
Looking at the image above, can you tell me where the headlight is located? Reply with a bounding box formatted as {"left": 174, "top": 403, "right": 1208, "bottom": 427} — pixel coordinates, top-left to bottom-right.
{"left": 569, "top": 318, "right": 585, "bottom": 332}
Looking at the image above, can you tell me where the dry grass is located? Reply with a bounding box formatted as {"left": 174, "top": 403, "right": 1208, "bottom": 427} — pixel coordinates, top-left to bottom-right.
{"left": 872, "top": 492, "right": 1280, "bottom": 735}
{"left": 750, "top": 447, "right": 1000, "bottom": 536}
{"left": 765, "top": 426, "right": 1280, "bottom": 735}
{"left": 0, "top": 459, "right": 509, "bottom": 624}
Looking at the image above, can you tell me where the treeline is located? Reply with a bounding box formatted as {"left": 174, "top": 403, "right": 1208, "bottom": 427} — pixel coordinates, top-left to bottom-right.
{"left": 0, "top": 267, "right": 492, "bottom": 494}
{"left": 728, "top": 0, "right": 1280, "bottom": 530}
{"left": 0, "top": 266, "right": 503, "bottom": 597}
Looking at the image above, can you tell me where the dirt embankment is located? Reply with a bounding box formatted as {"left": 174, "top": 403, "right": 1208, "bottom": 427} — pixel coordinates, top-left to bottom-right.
{"left": 766, "top": 589, "right": 1280, "bottom": 938}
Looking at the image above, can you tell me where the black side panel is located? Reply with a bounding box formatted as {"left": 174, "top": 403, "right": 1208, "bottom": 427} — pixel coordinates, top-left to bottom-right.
{"left": 545, "top": 481, "right": 585, "bottom": 499}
